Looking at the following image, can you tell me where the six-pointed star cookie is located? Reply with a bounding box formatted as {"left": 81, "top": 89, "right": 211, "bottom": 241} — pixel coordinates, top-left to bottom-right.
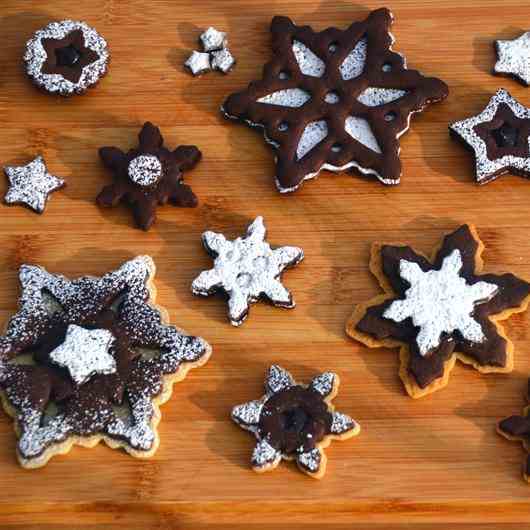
{"left": 222, "top": 8, "right": 448, "bottom": 192}
{"left": 191, "top": 216, "right": 304, "bottom": 326}
{"left": 498, "top": 378, "right": 530, "bottom": 482}
{"left": 97, "top": 122, "right": 201, "bottom": 230}
{"left": 346, "top": 224, "right": 530, "bottom": 398}
{"left": 3, "top": 156, "right": 65, "bottom": 213}
{"left": 494, "top": 31, "right": 530, "bottom": 86}
{"left": 232, "top": 365, "right": 360, "bottom": 478}
{"left": 450, "top": 89, "right": 530, "bottom": 183}
{"left": 0, "top": 256, "right": 211, "bottom": 468}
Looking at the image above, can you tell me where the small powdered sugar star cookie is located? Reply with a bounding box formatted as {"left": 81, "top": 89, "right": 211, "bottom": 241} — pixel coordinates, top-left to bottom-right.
{"left": 346, "top": 225, "right": 530, "bottom": 398}
{"left": 191, "top": 216, "right": 303, "bottom": 326}
{"left": 0, "top": 256, "right": 211, "bottom": 468}
{"left": 3, "top": 156, "right": 65, "bottom": 213}
{"left": 450, "top": 89, "right": 530, "bottom": 184}
{"left": 494, "top": 32, "right": 530, "bottom": 86}
{"left": 232, "top": 365, "right": 360, "bottom": 478}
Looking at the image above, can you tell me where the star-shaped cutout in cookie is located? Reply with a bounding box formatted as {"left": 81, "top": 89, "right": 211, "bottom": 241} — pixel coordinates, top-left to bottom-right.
{"left": 222, "top": 8, "right": 448, "bottom": 192}
{"left": 3, "top": 156, "right": 65, "bottom": 213}
{"left": 346, "top": 224, "right": 530, "bottom": 398}
{"left": 450, "top": 89, "right": 530, "bottom": 183}
{"left": 49, "top": 324, "right": 117, "bottom": 386}
{"left": 494, "top": 32, "right": 530, "bottom": 86}
{"left": 232, "top": 365, "right": 360, "bottom": 478}
{"left": 192, "top": 217, "right": 304, "bottom": 326}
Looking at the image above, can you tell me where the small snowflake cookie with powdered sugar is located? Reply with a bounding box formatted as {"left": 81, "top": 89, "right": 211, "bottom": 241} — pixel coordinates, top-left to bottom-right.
{"left": 191, "top": 216, "right": 303, "bottom": 326}
{"left": 232, "top": 365, "right": 360, "bottom": 478}
{"left": 3, "top": 156, "right": 65, "bottom": 213}
{"left": 221, "top": 8, "right": 448, "bottom": 193}
{"left": 185, "top": 27, "right": 235, "bottom": 76}
{"left": 494, "top": 31, "right": 530, "bottom": 86}
{"left": 24, "top": 20, "right": 109, "bottom": 96}
{"left": 450, "top": 89, "right": 530, "bottom": 184}
{"left": 346, "top": 224, "right": 530, "bottom": 398}
{"left": 0, "top": 256, "right": 211, "bottom": 468}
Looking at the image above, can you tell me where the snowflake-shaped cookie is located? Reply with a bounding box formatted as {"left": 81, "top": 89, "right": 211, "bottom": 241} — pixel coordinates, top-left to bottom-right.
{"left": 494, "top": 32, "right": 530, "bottom": 86}
{"left": 232, "top": 365, "right": 360, "bottom": 478}
{"left": 450, "top": 89, "right": 530, "bottom": 183}
{"left": 498, "top": 378, "right": 530, "bottom": 482}
{"left": 3, "top": 156, "right": 65, "bottom": 213}
{"left": 221, "top": 8, "right": 448, "bottom": 192}
{"left": 191, "top": 216, "right": 303, "bottom": 326}
{"left": 346, "top": 224, "right": 530, "bottom": 398}
{"left": 0, "top": 256, "right": 211, "bottom": 468}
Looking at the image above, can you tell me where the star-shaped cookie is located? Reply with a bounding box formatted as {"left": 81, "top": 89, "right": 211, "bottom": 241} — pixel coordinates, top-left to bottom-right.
{"left": 222, "top": 8, "right": 448, "bottom": 192}
{"left": 498, "top": 378, "right": 530, "bottom": 482}
{"left": 450, "top": 89, "right": 530, "bottom": 183}
{"left": 232, "top": 365, "right": 360, "bottom": 478}
{"left": 97, "top": 122, "right": 201, "bottom": 230}
{"left": 494, "top": 32, "right": 530, "bottom": 86}
{"left": 3, "top": 156, "right": 65, "bottom": 213}
{"left": 346, "top": 225, "right": 530, "bottom": 398}
{"left": 191, "top": 216, "right": 304, "bottom": 326}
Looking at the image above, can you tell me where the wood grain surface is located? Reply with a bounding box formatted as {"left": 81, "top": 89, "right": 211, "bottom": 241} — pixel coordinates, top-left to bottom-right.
{"left": 1, "top": 0, "right": 530, "bottom": 528}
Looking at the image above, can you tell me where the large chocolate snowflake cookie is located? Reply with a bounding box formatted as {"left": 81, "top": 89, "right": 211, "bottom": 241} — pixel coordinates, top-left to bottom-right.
{"left": 232, "top": 365, "right": 360, "bottom": 478}
{"left": 0, "top": 256, "right": 211, "bottom": 468}
{"left": 192, "top": 217, "right": 304, "bottom": 326}
{"left": 346, "top": 225, "right": 530, "bottom": 398}
{"left": 24, "top": 20, "right": 109, "bottom": 96}
{"left": 97, "top": 122, "right": 201, "bottom": 230}
{"left": 222, "top": 8, "right": 448, "bottom": 193}
{"left": 498, "top": 378, "right": 530, "bottom": 482}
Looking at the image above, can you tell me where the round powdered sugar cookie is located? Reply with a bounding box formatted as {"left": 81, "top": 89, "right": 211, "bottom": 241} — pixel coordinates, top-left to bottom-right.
{"left": 232, "top": 365, "right": 360, "bottom": 479}
{"left": 191, "top": 216, "right": 304, "bottom": 326}
{"left": 23, "top": 20, "right": 109, "bottom": 96}
{"left": 221, "top": 8, "right": 448, "bottom": 193}
{"left": 346, "top": 224, "right": 530, "bottom": 398}
{"left": 0, "top": 256, "right": 212, "bottom": 468}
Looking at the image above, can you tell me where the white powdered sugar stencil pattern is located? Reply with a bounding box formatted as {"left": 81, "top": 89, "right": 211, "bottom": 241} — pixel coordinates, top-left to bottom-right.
{"left": 128, "top": 155, "right": 163, "bottom": 187}
{"left": 292, "top": 40, "right": 326, "bottom": 77}
{"left": 357, "top": 87, "right": 408, "bottom": 107}
{"left": 345, "top": 116, "right": 382, "bottom": 153}
{"left": 495, "top": 31, "right": 530, "bottom": 85}
{"left": 297, "top": 120, "right": 329, "bottom": 159}
{"left": 257, "top": 88, "right": 311, "bottom": 108}
{"left": 383, "top": 249, "right": 498, "bottom": 356}
{"left": 340, "top": 38, "right": 367, "bottom": 80}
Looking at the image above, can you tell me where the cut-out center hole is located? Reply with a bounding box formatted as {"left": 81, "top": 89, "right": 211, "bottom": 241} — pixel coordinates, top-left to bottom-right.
{"left": 55, "top": 44, "right": 82, "bottom": 67}
{"left": 324, "top": 91, "right": 340, "bottom": 104}
{"left": 328, "top": 42, "right": 339, "bottom": 53}
{"left": 492, "top": 122, "right": 519, "bottom": 149}
{"left": 331, "top": 143, "right": 343, "bottom": 153}
{"left": 382, "top": 62, "right": 392, "bottom": 73}
{"left": 279, "top": 70, "right": 290, "bottom": 80}
{"left": 278, "top": 121, "right": 289, "bottom": 132}
{"left": 384, "top": 111, "right": 397, "bottom": 122}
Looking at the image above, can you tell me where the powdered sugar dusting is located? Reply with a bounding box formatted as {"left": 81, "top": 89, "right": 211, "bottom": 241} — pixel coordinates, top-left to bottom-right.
{"left": 232, "top": 400, "right": 263, "bottom": 428}
{"left": 340, "top": 38, "right": 367, "bottom": 80}
{"left": 266, "top": 364, "right": 294, "bottom": 394}
{"left": 297, "top": 447, "right": 321, "bottom": 472}
{"left": 495, "top": 32, "right": 530, "bottom": 85}
{"left": 24, "top": 20, "right": 109, "bottom": 96}
{"left": 128, "top": 155, "right": 163, "bottom": 187}
{"left": 357, "top": 87, "right": 408, "bottom": 107}
{"left": 251, "top": 438, "right": 280, "bottom": 468}
{"left": 330, "top": 412, "right": 356, "bottom": 435}
{"left": 297, "top": 120, "right": 328, "bottom": 160}
{"left": 200, "top": 27, "right": 227, "bottom": 52}
{"left": 184, "top": 51, "right": 212, "bottom": 76}
{"left": 383, "top": 249, "right": 498, "bottom": 356}
{"left": 292, "top": 40, "right": 325, "bottom": 77}
{"left": 258, "top": 88, "right": 311, "bottom": 108}
{"left": 191, "top": 217, "right": 303, "bottom": 326}
{"left": 310, "top": 372, "right": 336, "bottom": 397}
{"left": 345, "top": 116, "right": 382, "bottom": 153}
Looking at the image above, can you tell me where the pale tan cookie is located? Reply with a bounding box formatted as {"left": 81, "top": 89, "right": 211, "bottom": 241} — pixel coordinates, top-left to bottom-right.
{"left": 232, "top": 365, "right": 360, "bottom": 479}
{"left": 346, "top": 224, "right": 530, "bottom": 398}
{"left": 0, "top": 256, "right": 211, "bottom": 468}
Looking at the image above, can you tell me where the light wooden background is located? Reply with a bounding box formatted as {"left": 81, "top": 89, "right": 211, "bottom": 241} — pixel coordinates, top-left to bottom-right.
{"left": 1, "top": 0, "right": 530, "bottom": 528}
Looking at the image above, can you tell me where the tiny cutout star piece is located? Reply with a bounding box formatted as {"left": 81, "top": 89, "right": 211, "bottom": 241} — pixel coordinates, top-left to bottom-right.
{"left": 450, "top": 89, "right": 530, "bottom": 183}
{"left": 49, "top": 324, "right": 117, "bottom": 386}
{"left": 495, "top": 32, "right": 530, "bottom": 86}
{"left": 192, "top": 216, "right": 304, "bottom": 326}
{"left": 3, "top": 156, "right": 65, "bottom": 213}
{"left": 232, "top": 365, "right": 360, "bottom": 479}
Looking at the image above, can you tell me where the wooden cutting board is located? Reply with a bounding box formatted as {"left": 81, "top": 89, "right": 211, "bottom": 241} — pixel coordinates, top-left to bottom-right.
{"left": 1, "top": 0, "right": 530, "bottom": 527}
